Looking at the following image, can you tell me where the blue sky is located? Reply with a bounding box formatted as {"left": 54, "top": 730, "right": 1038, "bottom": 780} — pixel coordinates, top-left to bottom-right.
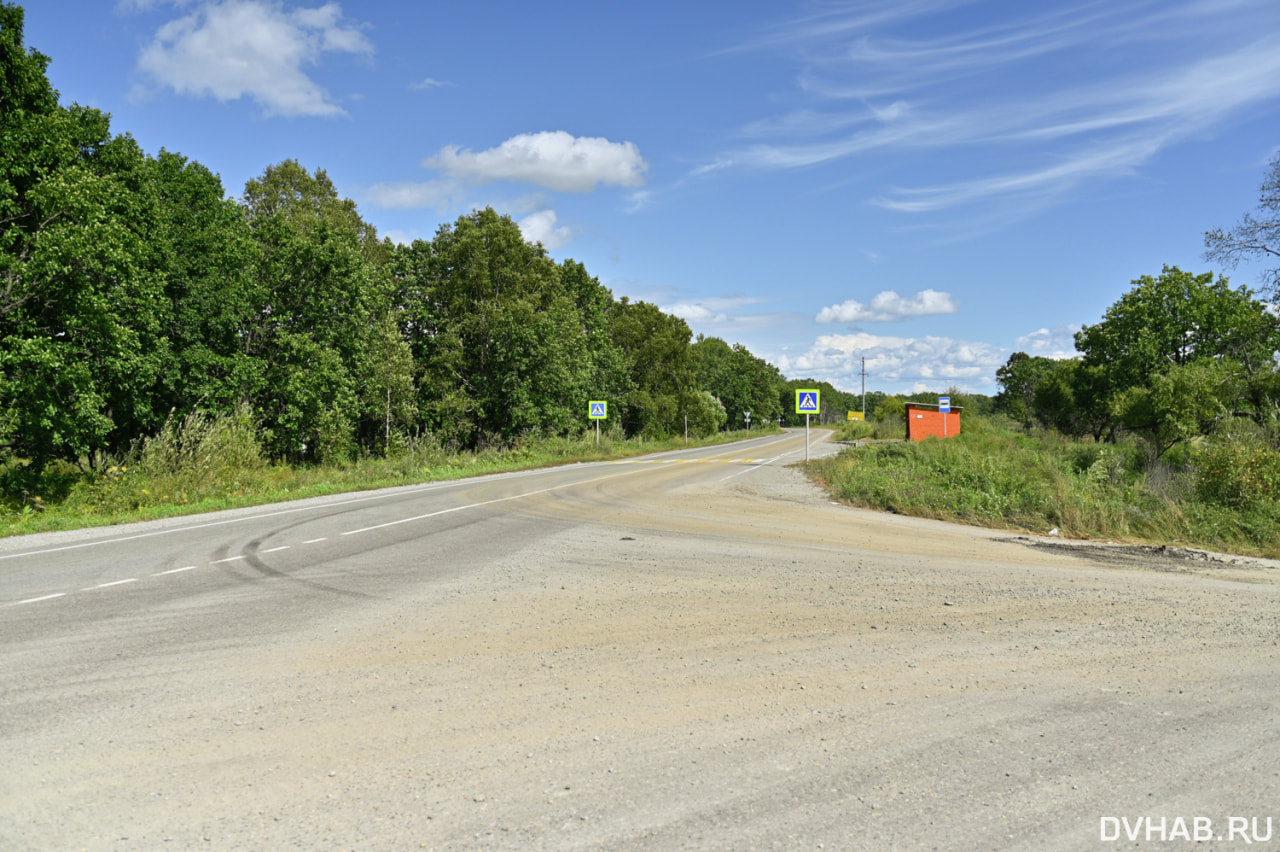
{"left": 23, "top": 0, "right": 1280, "bottom": 395}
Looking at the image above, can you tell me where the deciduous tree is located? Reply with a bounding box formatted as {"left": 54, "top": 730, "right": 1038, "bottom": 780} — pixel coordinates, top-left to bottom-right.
{"left": 1205, "top": 152, "right": 1280, "bottom": 296}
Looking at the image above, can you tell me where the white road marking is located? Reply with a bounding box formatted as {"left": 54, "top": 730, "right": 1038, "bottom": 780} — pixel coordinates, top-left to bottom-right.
{"left": 0, "top": 480, "right": 466, "bottom": 562}
{"left": 153, "top": 566, "right": 196, "bottom": 576}
{"left": 720, "top": 454, "right": 786, "bottom": 482}
{"left": 11, "top": 593, "right": 66, "bottom": 606}
{"left": 340, "top": 468, "right": 653, "bottom": 537}
{"left": 2, "top": 434, "right": 815, "bottom": 606}
{"left": 84, "top": 578, "right": 137, "bottom": 590}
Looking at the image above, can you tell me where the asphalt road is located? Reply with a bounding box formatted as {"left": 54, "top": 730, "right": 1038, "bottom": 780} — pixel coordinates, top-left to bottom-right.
{"left": 2, "top": 429, "right": 1279, "bottom": 851}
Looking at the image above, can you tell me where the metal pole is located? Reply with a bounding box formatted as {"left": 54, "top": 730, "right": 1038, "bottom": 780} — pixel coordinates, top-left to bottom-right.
{"left": 861, "top": 356, "right": 866, "bottom": 420}
{"left": 595, "top": 419, "right": 599, "bottom": 446}
{"left": 805, "top": 413, "right": 810, "bottom": 462}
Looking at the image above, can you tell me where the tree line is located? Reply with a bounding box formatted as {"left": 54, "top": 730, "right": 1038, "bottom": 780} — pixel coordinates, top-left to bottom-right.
{"left": 995, "top": 263, "right": 1280, "bottom": 457}
{"left": 0, "top": 4, "right": 801, "bottom": 474}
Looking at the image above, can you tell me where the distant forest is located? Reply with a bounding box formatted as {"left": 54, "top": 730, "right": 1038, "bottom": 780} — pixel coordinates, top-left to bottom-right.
{"left": 2, "top": 4, "right": 897, "bottom": 474}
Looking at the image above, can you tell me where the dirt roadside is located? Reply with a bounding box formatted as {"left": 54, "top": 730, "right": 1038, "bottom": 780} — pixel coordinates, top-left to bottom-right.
{"left": 5, "top": 454, "right": 1279, "bottom": 851}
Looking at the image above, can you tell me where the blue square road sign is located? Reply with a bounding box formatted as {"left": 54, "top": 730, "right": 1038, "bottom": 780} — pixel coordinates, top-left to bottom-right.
{"left": 795, "top": 389, "right": 820, "bottom": 414}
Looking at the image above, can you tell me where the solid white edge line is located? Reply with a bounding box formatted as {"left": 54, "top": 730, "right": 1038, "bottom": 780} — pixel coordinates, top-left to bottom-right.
{"left": 0, "top": 478, "right": 472, "bottom": 562}
{"left": 1, "top": 433, "right": 809, "bottom": 564}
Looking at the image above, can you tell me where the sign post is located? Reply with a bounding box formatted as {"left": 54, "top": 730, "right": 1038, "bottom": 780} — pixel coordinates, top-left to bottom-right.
{"left": 589, "top": 400, "right": 607, "bottom": 445}
{"left": 795, "top": 389, "right": 820, "bottom": 462}
{"left": 939, "top": 396, "right": 950, "bottom": 438}
{"left": 744, "top": 410, "right": 751, "bottom": 430}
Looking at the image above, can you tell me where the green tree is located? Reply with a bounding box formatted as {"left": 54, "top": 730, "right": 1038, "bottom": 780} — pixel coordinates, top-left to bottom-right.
{"left": 360, "top": 313, "right": 417, "bottom": 453}
{"left": 609, "top": 298, "right": 697, "bottom": 437}
{"left": 558, "top": 259, "right": 631, "bottom": 409}
{"left": 240, "top": 160, "right": 379, "bottom": 460}
{"left": 1113, "top": 359, "right": 1244, "bottom": 457}
{"left": 419, "top": 208, "right": 593, "bottom": 446}
{"left": 1205, "top": 152, "right": 1280, "bottom": 296}
{"left": 1030, "top": 359, "right": 1115, "bottom": 441}
{"left": 146, "top": 149, "right": 259, "bottom": 416}
{"left": 684, "top": 390, "right": 726, "bottom": 437}
{"left": 1076, "top": 266, "right": 1280, "bottom": 389}
{"left": 995, "top": 352, "right": 1057, "bottom": 426}
{"left": 1, "top": 5, "right": 170, "bottom": 468}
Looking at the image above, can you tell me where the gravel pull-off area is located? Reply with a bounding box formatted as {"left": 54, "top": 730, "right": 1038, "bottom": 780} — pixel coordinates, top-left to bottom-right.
{"left": 3, "top": 446, "right": 1279, "bottom": 850}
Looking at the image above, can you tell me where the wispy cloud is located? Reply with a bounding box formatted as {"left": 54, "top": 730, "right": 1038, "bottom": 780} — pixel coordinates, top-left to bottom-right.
{"left": 362, "top": 178, "right": 462, "bottom": 212}
{"left": 409, "top": 77, "right": 452, "bottom": 91}
{"left": 709, "top": 1, "right": 1280, "bottom": 217}
{"left": 133, "top": 1, "right": 373, "bottom": 117}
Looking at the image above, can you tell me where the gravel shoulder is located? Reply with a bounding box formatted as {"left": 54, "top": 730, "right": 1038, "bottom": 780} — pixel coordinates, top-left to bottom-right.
{"left": 4, "top": 450, "right": 1279, "bottom": 851}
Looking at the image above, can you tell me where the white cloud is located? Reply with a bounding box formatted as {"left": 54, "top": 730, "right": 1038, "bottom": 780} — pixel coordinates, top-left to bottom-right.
{"left": 425, "top": 131, "right": 648, "bottom": 193}
{"left": 135, "top": 1, "right": 372, "bottom": 117}
{"left": 361, "top": 179, "right": 461, "bottom": 211}
{"left": 665, "top": 303, "right": 730, "bottom": 324}
{"left": 517, "top": 209, "right": 573, "bottom": 251}
{"left": 624, "top": 189, "right": 654, "bottom": 213}
{"left": 816, "top": 289, "right": 958, "bottom": 323}
{"left": 1013, "top": 324, "right": 1082, "bottom": 359}
{"left": 382, "top": 229, "right": 421, "bottom": 246}
{"left": 409, "top": 77, "right": 452, "bottom": 91}
{"left": 779, "top": 331, "right": 1005, "bottom": 390}
{"left": 661, "top": 295, "right": 772, "bottom": 327}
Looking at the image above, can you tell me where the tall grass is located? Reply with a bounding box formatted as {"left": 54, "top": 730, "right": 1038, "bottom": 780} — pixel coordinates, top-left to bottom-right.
{"left": 809, "top": 415, "right": 1280, "bottom": 558}
{"left": 0, "top": 412, "right": 778, "bottom": 537}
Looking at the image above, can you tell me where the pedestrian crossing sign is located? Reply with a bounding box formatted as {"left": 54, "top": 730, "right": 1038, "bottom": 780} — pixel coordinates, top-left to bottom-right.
{"left": 589, "top": 401, "right": 607, "bottom": 420}
{"left": 795, "top": 389, "right": 820, "bottom": 414}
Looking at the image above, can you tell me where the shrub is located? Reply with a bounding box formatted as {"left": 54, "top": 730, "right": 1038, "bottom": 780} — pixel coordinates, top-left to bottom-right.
{"left": 1193, "top": 439, "right": 1280, "bottom": 508}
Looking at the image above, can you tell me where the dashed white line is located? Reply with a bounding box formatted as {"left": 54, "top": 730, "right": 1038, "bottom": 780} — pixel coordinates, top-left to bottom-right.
{"left": 720, "top": 454, "right": 785, "bottom": 482}
{"left": 12, "top": 592, "right": 66, "bottom": 606}
{"left": 84, "top": 578, "right": 137, "bottom": 590}
{"left": 154, "top": 565, "right": 197, "bottom": 576}
{"left": 0, "top": 479, "right": 464, "bottom": 562}
{"left": 339, "top": 468, "right": 646, "bottom": 537}
{"left": 3, "top": 434, "right": 814, "bottom": 607}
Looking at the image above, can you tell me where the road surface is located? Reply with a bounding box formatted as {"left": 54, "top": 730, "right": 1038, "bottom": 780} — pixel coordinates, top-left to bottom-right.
{"left": 2, "top": 429, "right": 1278, "bottom": 850}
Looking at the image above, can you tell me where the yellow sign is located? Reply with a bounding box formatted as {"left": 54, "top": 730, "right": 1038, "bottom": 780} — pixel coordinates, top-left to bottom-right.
{"left": 847, "top": 411, "right": 863, "bottom": 421}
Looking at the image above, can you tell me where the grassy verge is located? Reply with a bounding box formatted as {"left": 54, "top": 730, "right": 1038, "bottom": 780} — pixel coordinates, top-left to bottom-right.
{"left": 806, "top": 416, "right": 1280, "bottom": 558}
{"left": 1, "top": 425, "right": 777, "bottom": 539}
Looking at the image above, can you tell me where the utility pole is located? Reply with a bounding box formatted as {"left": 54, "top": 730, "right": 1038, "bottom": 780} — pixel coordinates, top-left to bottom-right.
{"left": 861, "top": 356, "right": 867, "bottom": 420}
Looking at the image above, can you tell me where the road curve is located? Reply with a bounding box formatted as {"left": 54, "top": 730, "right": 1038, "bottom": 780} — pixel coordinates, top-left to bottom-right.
{"left": 2, "top": 429, "right": 1279, "bottom": 851}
